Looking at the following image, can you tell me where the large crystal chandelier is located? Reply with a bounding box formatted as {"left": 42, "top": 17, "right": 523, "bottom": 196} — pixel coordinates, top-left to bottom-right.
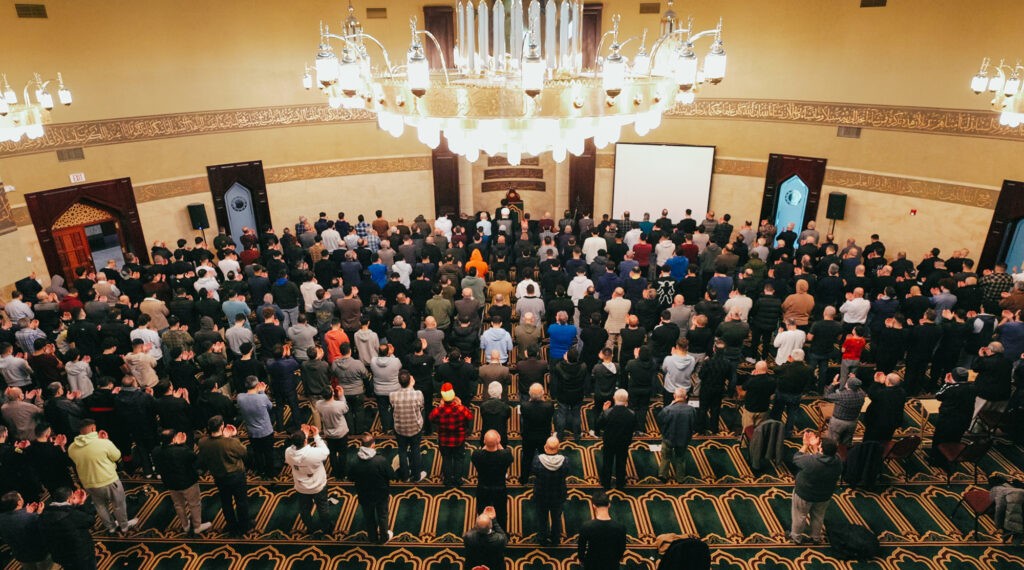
{"left": 970, "top": 57, "right": 1023, "bottom": 128}
{"left": 307, "top": 0, "right": 726, "bottom": 163}
{"left": 0, "top": 72, "right": 72, "bottom": 142}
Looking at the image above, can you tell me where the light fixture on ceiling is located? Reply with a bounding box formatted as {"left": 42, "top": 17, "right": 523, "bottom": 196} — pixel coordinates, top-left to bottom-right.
{"left": 306, "top": 0, "right": 727, "bottom": 163}
{"left": 0, "top": 71, "right": 72, "bottom": 143}
{"left": 970, "top": 57, "right": 1023, "bottom": 128}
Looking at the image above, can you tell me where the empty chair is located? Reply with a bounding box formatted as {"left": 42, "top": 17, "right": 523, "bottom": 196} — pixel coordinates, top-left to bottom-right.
{"left": 937, "top": 438, "right": 993, "bottom": 485}
{"left": 950, "top": 488, "right": 994, "bottom": 541}
{"left": 882, "top": 435, "right": 922, "bottom": 482}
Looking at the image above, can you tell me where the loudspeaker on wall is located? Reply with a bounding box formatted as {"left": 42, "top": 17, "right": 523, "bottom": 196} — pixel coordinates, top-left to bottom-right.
{"left": 826, "top": 192, "right": 847, "bottom": 220}
{"left": 187, "top": 203, "right": 210, "bottom": 230}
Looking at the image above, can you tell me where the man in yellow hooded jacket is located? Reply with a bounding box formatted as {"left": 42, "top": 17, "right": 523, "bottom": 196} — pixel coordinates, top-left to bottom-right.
{"left": 68, "top": 419, "right": 138, "bottom": 534}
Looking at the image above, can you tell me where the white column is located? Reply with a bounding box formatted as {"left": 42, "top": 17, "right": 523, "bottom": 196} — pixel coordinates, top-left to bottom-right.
{"left": 493, "top": 0, "right": 506, "bottom": 71}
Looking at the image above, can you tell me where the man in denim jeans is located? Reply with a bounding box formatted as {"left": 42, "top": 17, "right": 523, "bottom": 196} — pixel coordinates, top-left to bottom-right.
{"left": 552, "top": 349, "right": 587, "bottom": 440}
{"left": 771, "top": 349, "right": 814, "bottom": 434}
{"left": 806, "top": 306, "right": 843, "bottom": 391}
{"left": 390, "top": 370, "right": 426, "bottom": 482}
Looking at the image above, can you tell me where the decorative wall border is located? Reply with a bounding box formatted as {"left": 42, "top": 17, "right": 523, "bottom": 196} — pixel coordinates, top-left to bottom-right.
{"left": 712, "top": 158, "right": 998, "bottom": 209}
{"left": 1, "top": 98, "right": 1022, "bottom": 159}
{"left": 6, "top": 155, "right": 997, "bottom": 228}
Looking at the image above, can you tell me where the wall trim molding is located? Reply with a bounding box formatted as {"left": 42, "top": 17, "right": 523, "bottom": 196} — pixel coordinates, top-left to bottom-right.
{"left": 1, "top": 98, "right": 1021, "bottom": 159}
{"left": 7, "top": 155, "right": 996, "bottom": 228}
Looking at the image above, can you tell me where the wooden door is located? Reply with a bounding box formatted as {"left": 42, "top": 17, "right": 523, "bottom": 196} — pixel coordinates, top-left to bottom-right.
{"left": 52, "top": 226, "right": 92, "bottom": 279}
{"left": 980, "top": 179, "right": 1024, "bottom": 269}
{"left": 432, "top": 135, "right": 460, "bottom": 217}
{"left": 423, "top": 5, "right": 456, "bottom": 69}
{"left": 24, "top": 178, "right": 148, "bottom": 279}
{"left": 569, "top": 138, "right": 597, "bottom": 217}
{"left": 759, "top": 154, "right": 827, "bottom": 233}
{"left": 581, "top": 4, "right": 604, "bottom": 71}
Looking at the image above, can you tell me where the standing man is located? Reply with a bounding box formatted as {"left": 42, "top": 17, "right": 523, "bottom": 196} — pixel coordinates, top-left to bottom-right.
{"left": 519, "top": 383, "right": 555, "bottom": 484}
{"left": 823, "top": 376, "right": 866, "bottom": 446}
{"left": 390, "top": 370, "right": 427, "bottom": 482}
{"left": 153, "top": 430, "right": 212, "bottom": 536}
{"left": 67, "top": 419, "right": 138, "bottom": 535}
{"left": 349, "top": 434, "right": 395, "bottom": 544}
{"left": 430, "top": 383, "right": 474, "bottom": 487}
{"left": 596, "top": 390, "right": 636, "bottom": 490}
{"left": 657, "top": 387, "right": 697, "bottom": 484}
{"left": 197, "top": 416, "right": 251, "bottom": 537}
{"left": 790, "top": 432, "right": 843, "bottom": 545}
{"left": 471, "top": 429, "right": 514, "bottom": 529}
{"left": 284, "top": 424, "right": 333, "bottom": 536}
{"left": 0, "top": 491, "right": 52, "bottom": 570}
{"left": 462, "top": 506, "right": 509, "bottom": 570}
{"left": 38, "top": 488, "right": 95, "bottom": 570}
{"left": 532, "top": 436, "right": 568, "bottom": 546}
{"left": 236, "top": 376, "right": 276, "bottom": 478}
{"left": 577, "top": 491, "right": 628, "bottom": 570}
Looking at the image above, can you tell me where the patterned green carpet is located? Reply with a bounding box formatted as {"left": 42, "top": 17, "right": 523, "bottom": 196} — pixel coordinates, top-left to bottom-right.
{"left": 5, "top": 396, "right": 1024, "bottom": 569}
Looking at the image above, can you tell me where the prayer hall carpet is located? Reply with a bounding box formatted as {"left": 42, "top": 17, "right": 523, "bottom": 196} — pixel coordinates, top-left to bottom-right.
{"left": 4, "top": 395, "right": 1024, "bottom": 570}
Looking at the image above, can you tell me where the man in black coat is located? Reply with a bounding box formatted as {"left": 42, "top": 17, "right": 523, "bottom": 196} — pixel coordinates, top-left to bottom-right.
{"left": 596, "top": 390, "right": 636, "bottom": 490}
{"left": 519, "top": 383, "right": 555, "bottom": 483}
{"left": 462, "top": 507, "right": 509, "bottom": 570}
{"left": 349, "top": 434, "right": 395, "bottom": 544}
{"left": 153, "top": 430, "right": 211, "bottom": 535}
{"left": 749, "top": 284, "right": 783, "bottom": 360}
{"left": 38, "top": 487, "right": 96, "bottom": 570}
{"left": 971, "top": 341, "right": 1014, "bottom": 429}
{"left": 928, "top": 367, "right": 977, "bottom": 466}
{"left": 862, "top": 372, "right": 907, "bottom": 442}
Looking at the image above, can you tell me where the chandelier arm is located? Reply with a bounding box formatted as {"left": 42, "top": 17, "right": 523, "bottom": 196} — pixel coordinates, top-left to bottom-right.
{"left": 646, "top": 27, "right": 719, "bottom": 79}
{"left": 594, "top": 29, "right": 618, "bottom": 68}
{"left": 325, "top": 32, "right": 396, "bottom": 76}
{"left": 415, "top": 30, "right": 451, "bottom": 86}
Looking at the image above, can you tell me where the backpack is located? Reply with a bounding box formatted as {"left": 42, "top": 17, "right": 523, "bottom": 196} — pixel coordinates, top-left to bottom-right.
{"left": 657, "top": 537, "right": 712, "bottom": 570}
{"left": 827, "top": 520, "right": 882, "bottom": 561}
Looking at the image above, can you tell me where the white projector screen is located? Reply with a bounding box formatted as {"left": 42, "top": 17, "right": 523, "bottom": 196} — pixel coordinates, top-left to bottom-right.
{"left": 611, "top": 143, "right": 715, "bottom": 223}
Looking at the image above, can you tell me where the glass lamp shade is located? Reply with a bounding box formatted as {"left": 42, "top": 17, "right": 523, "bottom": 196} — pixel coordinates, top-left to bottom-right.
{"left": 338, "top": 59, "right": 361, "bottom": 97}
{"left": 603, "top": 56, "right": 626, "bottom": 97}
{"left": 302, "top": 71, "right": 313, "bottom": 90}
{"left": 522, "top": 54, "right": 545, "bottom": 97}
{"left": 3, "top": 87, "right": 16, "bottom": 105}
{"left": 970, "top": 73, "right": 988, "bottom": 94}
{"left": 989, "top": 75, "right": 1005, "bottom": 93}
{"left": 58, "top": 87, "right": 72, "bottom": 106}
{"left": 704, "top": 49, "right": 726, "bottom": 83}
{"left": 407, "top": 52, "right": 430, "bottom": 97}
{"left": 38, "top": 91, "right": 54, "bottom": 110}
{"left": 633, "top": 53, "right": 651, "bottom": 76}
{"left": 1004, "top": 77, "right": 1022, "bottom": 97}
{"left": 675, "top": 51, "right": 698, "bottom": 90}
{"left": 316, "top": 51, "right": 340, "bottom": 86}
{"left": 0, "top": 98, "right": 8, "bottom": 116}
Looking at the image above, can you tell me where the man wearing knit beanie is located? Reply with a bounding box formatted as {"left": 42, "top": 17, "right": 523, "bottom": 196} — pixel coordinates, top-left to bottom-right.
{"left": 430, "top": 382, "right": 474, "bottom": 487}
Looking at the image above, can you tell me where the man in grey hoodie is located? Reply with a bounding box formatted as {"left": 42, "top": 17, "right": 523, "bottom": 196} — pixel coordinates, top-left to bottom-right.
{"left": 353, "top": 317, "right": 380, "bottom": 368}
{"left": 790, "top": 432, "right": 843, "bottom": 544}
{"left": 286, "top": 314, "right": 318, "bottom": 362}
{"left": 370, "top": 345, "right": 402, "bottom": 433}
{"left": 661, "top": 339, "right": 696, "bottom": 405}
{"left": 330, "top": 343, "right": 369, "bottom": 435}
{"left": 531, "top": 436, "right": 568, "bottom": 546}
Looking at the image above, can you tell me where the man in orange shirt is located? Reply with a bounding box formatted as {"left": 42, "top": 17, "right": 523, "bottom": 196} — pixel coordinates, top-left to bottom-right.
{"left": 323, "top": 318, "right": 350, "bottom": 364}
{"left": 465, "top": 249, "right": 489, "bottom": 280}
{"left": 371, "top": 210, "right": 390, "bottom": 239}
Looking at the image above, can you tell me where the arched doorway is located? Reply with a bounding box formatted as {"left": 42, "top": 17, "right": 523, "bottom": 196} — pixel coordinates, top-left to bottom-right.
{"left": 50, "top": 201, "right": 127, "bottom": 278}
{"left": 25, "top": 178, "right": 149, "bottom": 280}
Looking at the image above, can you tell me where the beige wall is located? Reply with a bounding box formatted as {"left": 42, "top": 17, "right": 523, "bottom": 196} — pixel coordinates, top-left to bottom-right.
{"left": 267, "top": 170, "right": 436, "bottom": 227}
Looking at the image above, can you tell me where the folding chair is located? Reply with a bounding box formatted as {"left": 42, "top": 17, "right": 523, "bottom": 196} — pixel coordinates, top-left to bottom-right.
{"left": 881, "top": 435, "right": 921, "bottom": 482}
{"left": 950, "top": 487, "right": 994, "bottom": 541}
{"left": 937, "top": 438, "right": 993, "bottom": 485}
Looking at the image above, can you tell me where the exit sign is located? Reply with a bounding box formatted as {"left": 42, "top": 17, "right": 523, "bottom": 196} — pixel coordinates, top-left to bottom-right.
{"left": 69, "top": 172, "right": 86, "bottom": 183}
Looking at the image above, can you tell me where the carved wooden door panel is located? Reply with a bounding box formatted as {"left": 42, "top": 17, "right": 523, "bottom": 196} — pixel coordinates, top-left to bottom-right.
{"left": 52, "top": 226, "right": 93, "bottom": 278}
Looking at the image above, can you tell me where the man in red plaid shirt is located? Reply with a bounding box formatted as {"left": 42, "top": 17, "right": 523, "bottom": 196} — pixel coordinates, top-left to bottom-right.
{"left": 429, "top": 382, "right": 474, "bottom": 487}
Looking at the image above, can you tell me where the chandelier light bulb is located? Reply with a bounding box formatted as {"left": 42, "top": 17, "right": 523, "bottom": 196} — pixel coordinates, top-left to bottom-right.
{"left": 988, "top": 74, "right": 1005, "bottom": 93}
{"left": 315, "top": 44, "right": 339, "bottom": 86}
{"left": 338, "top": 48, "right": 361, "bottom": 97}
{"left": 603, "top": 50, "right": 626, "bottom": 98}
{"left": 407, "top": 47, "right": 429, "bottom": 98}
{"left": 1004, "top": 76, "right": 1021, "bottom": 97}
{"left": 522, "top": 40, "right": 544, "bottom": 98}
{"left": 970, "top": 73, "right": 989, "bottom": 94}
{"left": 302, "top": 70, "right": 314, "bottom": 90}
{"left": 704, "top": 43, "right": 726, "bottom": 83}
{"left": 675, "top": 46, "right": 698, "bottom": 91}
{"left": 38, "top": 91, "right": 54, "bottom": 110}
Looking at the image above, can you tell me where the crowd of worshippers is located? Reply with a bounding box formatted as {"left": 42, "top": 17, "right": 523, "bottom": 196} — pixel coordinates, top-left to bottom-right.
{"left": 0, "top": 205, "right": 1022, "bottom": 568}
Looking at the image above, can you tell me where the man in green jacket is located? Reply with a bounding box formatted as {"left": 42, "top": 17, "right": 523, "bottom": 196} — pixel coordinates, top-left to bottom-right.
{"left": 197, "top": 415, "right": 252, "bottom": 537}
{"left": 67, "top": 419, "right": 139, "bottom": 535}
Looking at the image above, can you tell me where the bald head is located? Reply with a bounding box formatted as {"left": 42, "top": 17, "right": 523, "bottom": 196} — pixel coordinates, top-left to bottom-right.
{"left": 483, "top": 429, "right": 501, "bottom": 449}
{"left": 544, "top": 436, "right": 560, "bottom": 454}
{"left": 475, "top": 513, "right": 493, "bottom": 531}
{"left": 753, "top": 361, "right": 768, "bottom": 374}
{"left": 613, "top": 388, "right": 629, "bottom": 405}
{"left": 529, "top": 383, "right": 545, "bottom": 400}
